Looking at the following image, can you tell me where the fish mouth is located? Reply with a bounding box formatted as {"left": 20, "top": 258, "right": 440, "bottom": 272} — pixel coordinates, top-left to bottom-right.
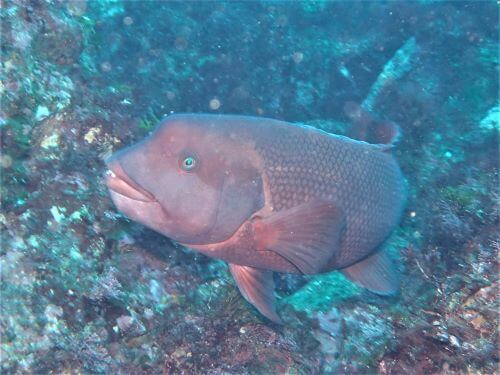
{"left": 105, "top": 158, "right": 156, "bottom": 203}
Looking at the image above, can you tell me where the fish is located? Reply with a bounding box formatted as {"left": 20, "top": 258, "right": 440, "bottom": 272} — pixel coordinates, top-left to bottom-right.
{"left": 105, "top": 113, "right": 407, "bottom": 323}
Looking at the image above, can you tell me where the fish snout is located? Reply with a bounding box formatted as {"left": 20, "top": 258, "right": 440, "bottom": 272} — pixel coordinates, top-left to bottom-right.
{"left": 105, "top": 156, "right": 156, "bottom": 203}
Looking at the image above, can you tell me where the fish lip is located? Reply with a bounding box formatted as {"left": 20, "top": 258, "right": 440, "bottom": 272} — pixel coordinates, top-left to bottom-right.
{"left": 104, "top": 159, "right": 157, "bottom": 203}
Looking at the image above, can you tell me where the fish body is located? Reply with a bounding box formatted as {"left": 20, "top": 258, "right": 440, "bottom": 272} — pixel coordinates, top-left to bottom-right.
{"left": 106, "top": 114, "right": 406, "bottom": 323}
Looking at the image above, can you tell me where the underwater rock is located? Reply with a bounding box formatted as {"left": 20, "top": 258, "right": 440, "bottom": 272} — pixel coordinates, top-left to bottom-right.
{"left": 314, "top": 309, "right": 343, "bottom": 373}
{"left": 87, "top": 267, "right": 123, "bottom": 302}
{"left": 341, "top": 305, "right": 394, "bottom": 370}
{"left": 479, "top": 106, "right": 499, "bottom": 132}
{"left": 115, "top": 315, "right": 146, "bottom": 337}
{"left": 33, "top": 22, "right": 83, "bottom": 66}
{"left": 432, "top": 200, "right": 472, "bottom": 244}
{"left": 362, "top": 37, "right": 420, "bottom": 112}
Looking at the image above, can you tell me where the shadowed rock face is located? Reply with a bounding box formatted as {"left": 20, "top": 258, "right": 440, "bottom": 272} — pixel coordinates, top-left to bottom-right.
{"left": 1, "top": 1, "right": 498, "bottom": 374}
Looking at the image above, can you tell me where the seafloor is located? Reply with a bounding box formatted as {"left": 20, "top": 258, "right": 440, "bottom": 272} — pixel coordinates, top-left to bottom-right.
{"left": 1, "top": 1, "right": 498, "bottom": 374}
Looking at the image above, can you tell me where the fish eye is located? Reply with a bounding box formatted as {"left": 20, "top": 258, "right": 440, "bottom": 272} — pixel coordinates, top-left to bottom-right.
{"left": 180, "top": 155, "right": 197, "bottom": 171}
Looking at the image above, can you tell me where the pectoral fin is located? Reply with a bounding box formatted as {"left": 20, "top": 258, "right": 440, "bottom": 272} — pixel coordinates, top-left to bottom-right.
{"left": 228, "top": 263, "right": 282, "bottom": 324}
{"left": 341, "top": 249, "right": 399, "bottom": 295}
{"left": 253, "top": 199, "right": 345, "bottom": 274}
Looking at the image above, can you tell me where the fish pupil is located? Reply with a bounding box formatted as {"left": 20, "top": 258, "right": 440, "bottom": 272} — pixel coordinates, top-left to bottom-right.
{"left": 183, "top": 156, "right": 195, "bottom": 170}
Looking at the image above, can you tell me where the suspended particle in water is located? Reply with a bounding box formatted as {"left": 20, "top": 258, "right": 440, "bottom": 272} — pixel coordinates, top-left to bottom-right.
{"left": 123, "top": 16, "right": 134, "bottom": 26}
{"left": 209, "top": 98, "right": 221, "bottom": 110}
{"left": 166, "top": 91, "right": 176, "bottom": 101}
{"left": 175, "top": 37, "right": 188, "bottom": 50}
{"left": 276, "top": 15, "right": 288, "bottom": 27}
{"left": 67, "top": 0, "right": 87, "bottom": 16}
{"left": 0, "top": 154, "right": 12, "bottom": 168}
{"left": 292, "top": 52, "right": 304, "bottom": 64}
{"left": 100, "top": 62, "right": 112, "bottom": 72}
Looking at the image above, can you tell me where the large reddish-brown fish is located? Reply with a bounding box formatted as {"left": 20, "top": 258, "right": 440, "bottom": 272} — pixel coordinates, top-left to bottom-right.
{"left": 105, "top": 114, "right": 406, "bottom": 323}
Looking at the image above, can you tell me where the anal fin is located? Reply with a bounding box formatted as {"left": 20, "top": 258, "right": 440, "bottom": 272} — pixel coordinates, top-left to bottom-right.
{"left": 341, "top": 249, "right": 399, "bottom": 295}
{"left": 228, "top": 263, "right": 282, "bottom": 324}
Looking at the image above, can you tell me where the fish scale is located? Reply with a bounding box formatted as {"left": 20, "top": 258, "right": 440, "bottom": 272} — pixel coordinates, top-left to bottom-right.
{"left": 252, "top": 125, "right": 406, "bottom": 269}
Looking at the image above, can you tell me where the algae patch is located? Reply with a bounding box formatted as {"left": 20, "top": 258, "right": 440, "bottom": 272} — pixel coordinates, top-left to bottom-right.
{"left": 284, "top": 272, "right": 361, "bottom": 314}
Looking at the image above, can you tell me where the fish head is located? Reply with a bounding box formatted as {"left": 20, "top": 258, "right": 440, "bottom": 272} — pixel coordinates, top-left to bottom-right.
{"left": 105, "top": 114, "right": 264, "bottom": 245}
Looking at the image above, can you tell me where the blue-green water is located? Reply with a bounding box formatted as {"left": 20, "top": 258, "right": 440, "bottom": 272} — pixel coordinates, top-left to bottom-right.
{"left": 1, "top": 1, "right": 498, "bottom": 374}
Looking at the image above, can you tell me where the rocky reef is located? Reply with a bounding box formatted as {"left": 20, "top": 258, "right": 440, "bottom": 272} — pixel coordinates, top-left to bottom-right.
{"left": 1, "top": 1, "right": 498, "bottom": 373}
